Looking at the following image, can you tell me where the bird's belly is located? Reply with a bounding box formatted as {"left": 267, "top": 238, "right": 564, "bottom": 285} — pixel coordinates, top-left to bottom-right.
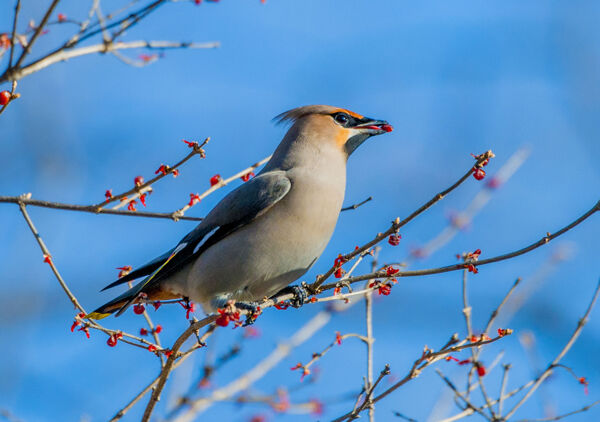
{"left": 183, "top": 182, "right": 344, "bottom": 308}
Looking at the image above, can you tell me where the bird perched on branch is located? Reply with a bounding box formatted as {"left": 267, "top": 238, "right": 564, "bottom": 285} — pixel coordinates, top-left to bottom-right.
{"left": 88, "top": 105, "right": 393, "bottom": 319}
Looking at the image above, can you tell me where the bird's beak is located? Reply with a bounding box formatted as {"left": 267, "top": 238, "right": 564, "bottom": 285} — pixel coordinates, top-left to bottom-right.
{"left": 345, "top": 117, "right": 393, "bottom": 155}
{"left": 353, "top": 119, "right": 393, "bottom": 135}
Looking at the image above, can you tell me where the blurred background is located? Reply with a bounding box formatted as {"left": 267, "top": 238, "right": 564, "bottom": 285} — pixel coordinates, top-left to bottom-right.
{"left": 1, "top": 1, "right": 599, "bottom": 421}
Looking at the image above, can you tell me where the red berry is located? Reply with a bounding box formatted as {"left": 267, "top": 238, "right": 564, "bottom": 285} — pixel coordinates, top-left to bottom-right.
{"left": 334, "top": 268, "right": 344, "bottom": 278}
{"left": 0, "top": 34, "right": 11, "bottom": 49}
{"left": 148, "top": 344, "right": 157, "bottom": 352}
{"left": 133, "top": 304, "right": 145, "bottom": 315}
{"left": 134, "top": 176, "right": 144, "bottom": 186}
{"left": 467, "top": 264, "right": 478, "bottom": 274}
{"left": 154, "top": 325, "right": 162, "bottom": 334}
{"left": 477, "top": 364, "right": 486, "bottom": 377}
{"left": 57, "top": 13, "right": 67, "bottom": 22}
{"left": 140, "top": 328, "right": 148, "bottom": 336}
{"left": 0, "top": 91, "right": 10, "bottom": 106}
{"left": 388, "top": 234, "right": 401, "bottom": 246}
{"left": 155, "top": 164, "right": 167, "bottom": 175}
{"left": 386, "top": 266, "right": 400, "bottom": 276}
{"left": 274, "top": 302, "right": 289, "bottom": 310}
{"left": 215, "top": 314, "right": 229, "bottom": 327}
{"left": 210, "top": 174, "right": 222, "bottom": 186}
{"left": 188, "top": 193, "right": 201, "bottom": 207}
{"left": 241, "top": 172, "right": 255, "bottom": 182}
{"left": 378, "top": 284, "right": 392, "bottom": 296}
{"left": 473, "top": 168, "right": 486, "bottom": 180}
{"left": 107, "top": 335, "right": 119, "bottom": 347}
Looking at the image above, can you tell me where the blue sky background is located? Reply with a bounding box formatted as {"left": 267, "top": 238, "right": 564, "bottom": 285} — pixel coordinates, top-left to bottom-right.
{"left": 1, "top": 1, "right": 599, "bottom": 421}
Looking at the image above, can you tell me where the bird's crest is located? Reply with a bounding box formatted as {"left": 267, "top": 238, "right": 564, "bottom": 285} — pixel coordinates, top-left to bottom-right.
{"left": 274, "top": 105, "right": 364, "bottom": 125}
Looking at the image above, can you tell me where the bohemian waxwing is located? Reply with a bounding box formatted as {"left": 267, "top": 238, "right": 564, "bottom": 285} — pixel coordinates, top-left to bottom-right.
{"left": 88, "top": 105, "right": 393, "bottom": 319}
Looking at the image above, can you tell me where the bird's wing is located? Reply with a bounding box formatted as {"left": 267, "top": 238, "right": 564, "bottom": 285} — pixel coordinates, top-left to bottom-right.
{"left": 101, "top": 171, "right": 291, "bottom": 293}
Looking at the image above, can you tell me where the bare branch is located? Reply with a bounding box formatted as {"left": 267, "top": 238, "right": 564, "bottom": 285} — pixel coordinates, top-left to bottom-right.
{"left": 503, "top": 279, "right": 600, "bottom": 420}
{"left": 311, "top": 151, "right": 495, "bottom": 292}
{"left": 341, "top": 196, "right": 373, "bottom": 212}
{"left": 12, "top": 0, "right": 60, "bottom": 69}
{"left": 0, "top": 195, "right": 203, "bottom": 221}
{"left": 322, "top": 200, "right": 600, "bottom": 290}
{"left": 513, "top": 399, "right": 600, "bottom": 422}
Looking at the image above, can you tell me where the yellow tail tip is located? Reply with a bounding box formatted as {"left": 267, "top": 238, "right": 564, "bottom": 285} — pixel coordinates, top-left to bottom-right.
{"left": 85, "top": 311, "right": 111, "bottom": 320}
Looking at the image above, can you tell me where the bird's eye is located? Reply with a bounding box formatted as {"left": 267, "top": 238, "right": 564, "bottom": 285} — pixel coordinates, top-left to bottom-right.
{"left": 334, "top": 113, "right": 350, "bottom": 126}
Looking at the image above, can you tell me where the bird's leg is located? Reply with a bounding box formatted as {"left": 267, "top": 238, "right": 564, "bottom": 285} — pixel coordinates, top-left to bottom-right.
{"left": 272, "top": 283, "right": 309, "bottom": 308}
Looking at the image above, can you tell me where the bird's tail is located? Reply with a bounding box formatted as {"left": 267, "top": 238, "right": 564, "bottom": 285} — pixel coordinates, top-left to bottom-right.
{"left": 88, "top": 247, "right": 186, "bottom": 319}
{"left": 86, "top": 281, "right": 147, "bottom": 320}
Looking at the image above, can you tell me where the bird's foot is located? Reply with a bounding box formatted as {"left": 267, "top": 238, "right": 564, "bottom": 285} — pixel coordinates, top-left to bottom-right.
{"left": 236, "top": 301, "right": 262, "bottom": 326}
{"left": 210, "top": 297, "right": 261, "bottom": 326}
{"left": 273, "top": 283, "right": 310, "bottom": 308}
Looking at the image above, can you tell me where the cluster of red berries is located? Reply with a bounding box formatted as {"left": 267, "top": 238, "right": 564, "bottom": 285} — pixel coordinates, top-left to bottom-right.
{"left": 188, "top": 193, "right": 201, "bottom": 207}
{"left": 70, "top": 313, "right": 90, "bottom": 338}
{"left": 290, "top": 362, "right": 311, "bottom": 381}
{"left": 178, "top": 301, "right": 196, "bottom": 319}
{"left": 368, "top": 280, "right": 392, "bottom": 296}
{"left": 140, "top": 325, "right": 162, "bottom": 336}
{"left": 445, "top": 356, "right": 486, "bottom": 376}
{"left": 333, "top": 254, "right": 347, "bottom": 278}
{"left": 155, "top": 164, "right": 169, "bottom": 176}
{"left": 215, "top": 307, "right": 241, "bottom": 327}
{"left": 462, "top": 248, "right": 482, "bottom": 273}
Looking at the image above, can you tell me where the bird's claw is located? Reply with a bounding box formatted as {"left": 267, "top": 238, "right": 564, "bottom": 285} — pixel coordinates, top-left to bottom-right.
{"left": 236, "top": 301, "right": 261, "bottom": 326}
{"left": 273, "top": 284, "right": 309, "bottom": 308}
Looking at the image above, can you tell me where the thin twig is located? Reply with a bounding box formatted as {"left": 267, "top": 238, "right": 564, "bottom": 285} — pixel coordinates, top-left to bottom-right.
{"left": 310, "top": 150, "right": 496, "bottom": 292}
{"left": 18, "top": 202, "right": 86, "bottom": 313}
{"left": 513, "top": 399, "right": 600, "bottom": 422}
{"left": 97, "top": 138, "right": 209, "bottom": 208}
{"left": 341, "top": 196, "right": 373, "bottom": 212}
{"left": 498, "top": 364, "right": 511, "bottom": 416}
{"left": 332, "top": 334, "right": 508, "bottom": 422}
{"left": 503, "top": 279, "right": 600, "bottom": 420}
{"left": 7, "top": 0, "right": 21, "bottom": 68}
{"left": 435, "top": 369, "right": 492, "bottom": 421}
{"left": 170, "top": 311, "right": 332, "bottom": 422}
{"left": 348, "top": 364, "right": 391, "bottom": 420}
{"left": 321, "top": 199, "right": 600, "bottom": 291}
{"left": 12, "top": 0, "right": 60, "bottom": 70}
{"left": 110, "top": 326, "right": 215, "bottom": 422}
{"left": 141, "top": 315, "right": 218, "bottom": 422}
{"left": 0, "top": 195, "right": 203, "bottom": 221}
